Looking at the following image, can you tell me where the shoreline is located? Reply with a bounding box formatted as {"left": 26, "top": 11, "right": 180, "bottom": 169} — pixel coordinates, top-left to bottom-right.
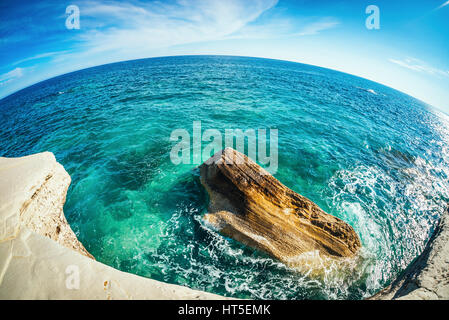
{"left": 0, "top": 151, "right": 447, "bottom": 300}
{"left": 369, "top": 206, "right": 449, "bottom": 300}
{"left": 0, "top": 152, "right": 224, "bottom": 300}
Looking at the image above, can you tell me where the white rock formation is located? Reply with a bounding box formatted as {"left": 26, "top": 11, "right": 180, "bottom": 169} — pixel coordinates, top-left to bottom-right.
{"left": 0, "top": 152, "right": 222, "bottom": 300}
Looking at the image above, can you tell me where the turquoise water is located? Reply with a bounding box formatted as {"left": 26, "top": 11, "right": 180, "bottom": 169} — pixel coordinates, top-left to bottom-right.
{"left": 1, "top": 55, "right": 448, "bottom": 299}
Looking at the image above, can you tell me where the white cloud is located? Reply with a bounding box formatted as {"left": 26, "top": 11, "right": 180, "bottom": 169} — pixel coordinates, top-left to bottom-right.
{"left": 7, "top": 0, "right": 285, "bottom": 84}
{"left": 77, "top": 0, "right": 279, "bottom": 54}
{"left": 389, "top": 57, "right": 449, "bottom": 78}
{"left": 12, "top": 51, "right": 69, "bottom": 66}
{"left": 294, "top": 19, "right": 340, "bottom": 36}
{"left": 0, "top": 68, "right": 24, "bottom": 86}
{"left": 51, "top": 0, "right": 340, "bottom": 65}
{"left": 436, "top": 1, "right": 449, "bottom": 10}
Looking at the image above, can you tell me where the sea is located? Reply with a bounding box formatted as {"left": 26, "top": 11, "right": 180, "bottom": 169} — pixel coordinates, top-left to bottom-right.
{"left": 1, "top": 55, "right": 448, "bottom": 299}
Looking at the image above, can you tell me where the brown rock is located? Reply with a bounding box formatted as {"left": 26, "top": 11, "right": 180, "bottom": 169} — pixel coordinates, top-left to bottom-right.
{"left": 200, "top": 148, "right": 361, "bottom": 265}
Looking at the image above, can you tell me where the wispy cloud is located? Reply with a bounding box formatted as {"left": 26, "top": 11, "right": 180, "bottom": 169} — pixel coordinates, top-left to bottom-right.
{"left": 12, "top": 51, "right": 69, "bottom": 66}
{"left": 41, "top": 0, "right": 342, "bottom": 71}
{"left": 0, "top": 68, "right": 24, "bottom": 86}
{"left": 59, "top": 0, "right": 339, "bottom": 61}
{"left": 436, "top": 1, "right": 449, "bottom": 10}
{"left": 3, "top": 0, "right": 281, "bottom": 89}
{"left": 389, "top": 57, "right": 449, "bottom": 78}
{"left": 294, "top": 18, "right": 340, "bottom": 36}
{"left": 77, "top": 0, "right": 280, "bottom": 54}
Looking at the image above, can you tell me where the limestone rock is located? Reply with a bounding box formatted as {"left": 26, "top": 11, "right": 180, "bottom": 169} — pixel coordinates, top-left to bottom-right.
{"left": 200, "top": 148, "right": 361, "bottom": 265}
{"left": 0, "top": 152, "right": 92, "bottom": 258}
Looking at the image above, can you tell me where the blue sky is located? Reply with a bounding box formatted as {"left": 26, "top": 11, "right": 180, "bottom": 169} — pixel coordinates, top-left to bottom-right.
{"left": 0, "top": 0, "right": 448, "bottom": 112}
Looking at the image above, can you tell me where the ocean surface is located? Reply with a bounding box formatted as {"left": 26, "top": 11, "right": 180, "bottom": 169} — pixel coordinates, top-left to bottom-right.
{"left": 1, "top": 55, "right": 448, "bottom": 299}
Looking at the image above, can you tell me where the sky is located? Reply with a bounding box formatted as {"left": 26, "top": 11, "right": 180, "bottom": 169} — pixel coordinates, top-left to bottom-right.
{"left": 0, "top": 0, "right": 448, "bottom": 112}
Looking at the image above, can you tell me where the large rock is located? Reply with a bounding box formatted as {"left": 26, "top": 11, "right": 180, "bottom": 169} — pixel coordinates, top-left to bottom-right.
{"left": 370, "top": 207, "right": 449, "bottom": 300}
{"left": 0, "top": 152, "right": 223, "bottom": 300}
{"left": 200, "top": 148, "right": 361, "bottom": 266}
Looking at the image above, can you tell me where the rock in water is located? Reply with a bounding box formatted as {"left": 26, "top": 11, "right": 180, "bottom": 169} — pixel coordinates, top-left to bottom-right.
{"left": 200, "top": 148, "right": 361, "bottom": 265}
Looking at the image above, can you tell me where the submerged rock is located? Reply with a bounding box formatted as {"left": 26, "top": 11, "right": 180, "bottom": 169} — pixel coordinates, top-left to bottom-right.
{"left": 200, "top": 148, "right": 361, "bottom": 265}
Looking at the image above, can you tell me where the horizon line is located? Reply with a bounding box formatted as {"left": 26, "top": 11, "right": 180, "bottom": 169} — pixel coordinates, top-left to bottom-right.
{"left": 0, "top": 53, "right": 445, "bottom": 116}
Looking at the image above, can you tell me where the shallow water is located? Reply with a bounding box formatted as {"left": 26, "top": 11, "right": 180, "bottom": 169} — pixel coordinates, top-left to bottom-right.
{"left": 1, "top": 55, "right": 448, "bottom": 299}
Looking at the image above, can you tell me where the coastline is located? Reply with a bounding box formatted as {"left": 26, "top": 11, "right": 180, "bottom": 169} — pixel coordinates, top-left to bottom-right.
{"left": 0, "top": 152, "right": 223, "bottom": 300}
{"left": 369, "top": 206, "right": 449, "bottom": 300}
{"left": 0, "top": 151, "right": 447, "bottom": 300}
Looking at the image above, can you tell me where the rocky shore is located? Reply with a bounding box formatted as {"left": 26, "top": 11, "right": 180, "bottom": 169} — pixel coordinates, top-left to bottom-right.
{"left": 370, "top": 206, "right": 449, "bottom": 300}
{"left": 0, "top": 152, "right": 222, "bottom": 299}
{"left": 0, "top": 150, "right": 447, "bottom": 300}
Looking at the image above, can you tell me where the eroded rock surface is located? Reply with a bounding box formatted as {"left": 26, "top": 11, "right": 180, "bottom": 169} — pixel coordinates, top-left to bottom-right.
{"left": 0, "top": 152, "right": 92, "bottom": 258}
{"left": 200, "top": 148, "right": 361, "bottom": 265}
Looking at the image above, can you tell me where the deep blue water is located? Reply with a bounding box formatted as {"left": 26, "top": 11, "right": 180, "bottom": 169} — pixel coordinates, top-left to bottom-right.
{"left": 1, "top": 55, "right": 448, "bottom": 299}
